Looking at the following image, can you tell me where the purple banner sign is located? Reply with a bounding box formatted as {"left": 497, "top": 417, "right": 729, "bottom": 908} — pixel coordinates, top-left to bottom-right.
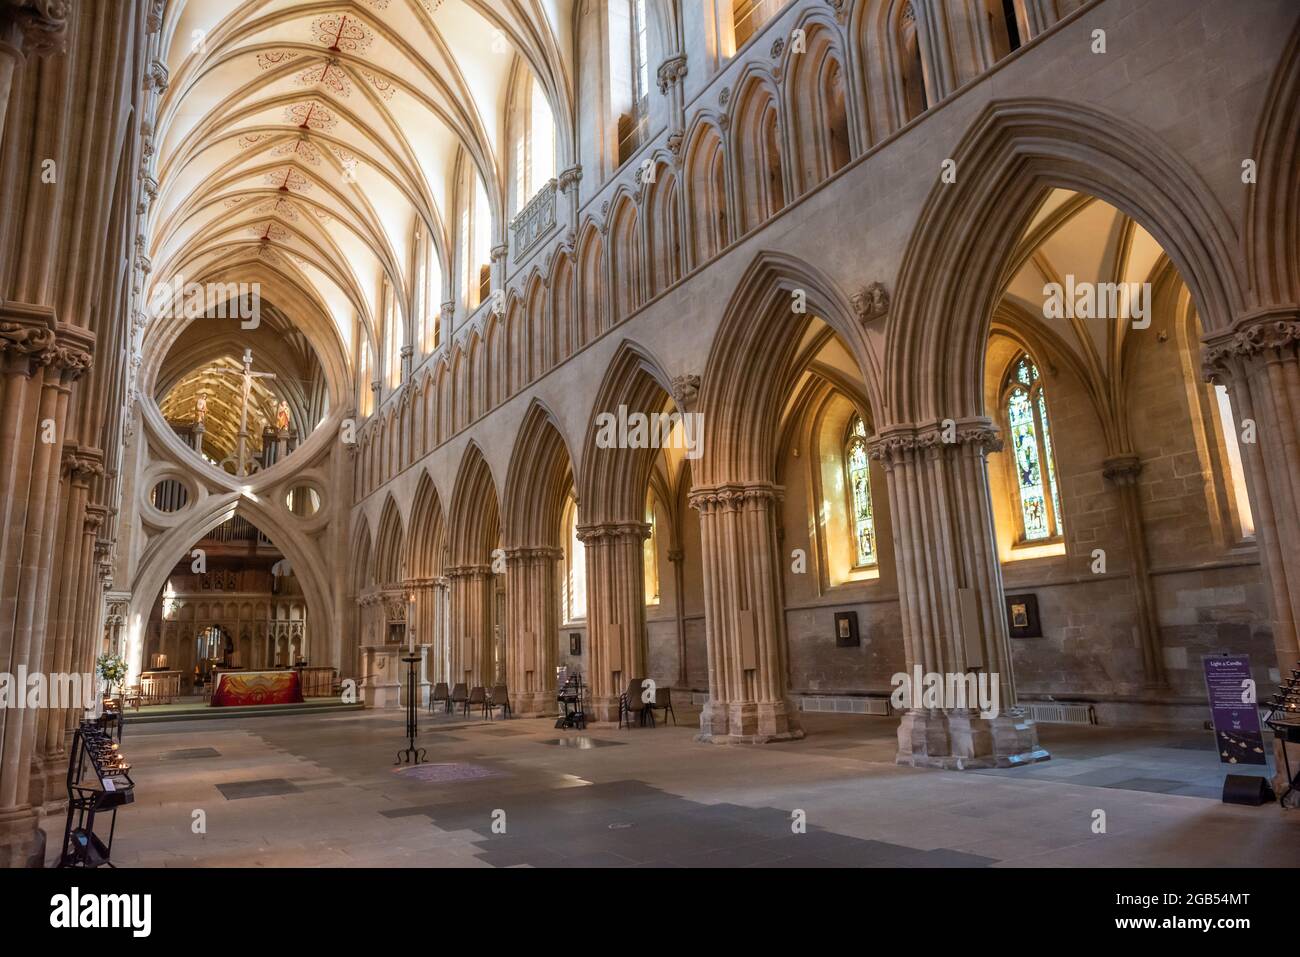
{"left": 1202, "top": 655, "right": 1267, "bottom": 766}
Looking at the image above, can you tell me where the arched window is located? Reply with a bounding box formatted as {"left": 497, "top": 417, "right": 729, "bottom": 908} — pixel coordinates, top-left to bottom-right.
{"left": 843, "top": 415, "right": 877, "bottom": 568}
{"left": 357, "top": 330, "right": 374, "bottom": 417}
{"left": 1002, "top": 355, "right": 1062, "bottom": 542}
{"left": 383, "top": 279, "right": 402, "bottom": 389}
{"left": 644, "top": 491, "right": 660, "bottom": 605}
{"left": 510, "top": 71, "right": 557, "bottom": 215}
{"left": 562, "top": 495, "right": 587, "bottom": 621}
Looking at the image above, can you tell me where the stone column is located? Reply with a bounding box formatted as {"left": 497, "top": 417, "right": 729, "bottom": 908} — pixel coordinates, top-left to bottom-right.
{"left": 192, "top": 420, "right": 204, "bottom": 456}
{"left": 667, "top": 546, "right": 687, "bottom": 686}
{"left": 869, "top": 419, "right": 1047, "bottom": 769}
{"left": 687, "top": 484, "right": 802, "bottom": 743}
{"left": 446, "top": 564, "right": 493, "bottom": 688}
{"left": 576, "top": 521, "right": 650, "bottom": 722}
{"left": 1204, "top": 313, "right": 1300, "bottom": 675}
{"left": 504, "top": 546, "right": 561, "bottom": 716}
{"left": 440, "top": 301, "right": 455, "bottom": 356}
{"left": 1102, "top": 454, "right": 1167, "bottom": 688}
{"left": 31, "top": 448, "right": 97, "bottom": 808}
{"left": 0, "top": 310, "right": 92, "bottom": 866}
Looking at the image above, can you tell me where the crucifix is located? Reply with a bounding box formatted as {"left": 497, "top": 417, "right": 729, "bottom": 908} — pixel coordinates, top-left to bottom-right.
{"left": 201, "top": 348, "right": 276, "bottom": 476}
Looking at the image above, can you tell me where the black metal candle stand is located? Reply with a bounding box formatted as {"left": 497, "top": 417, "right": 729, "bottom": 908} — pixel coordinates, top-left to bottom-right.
{"left": 396, "top": 653, "right": 427, "bottom": 765}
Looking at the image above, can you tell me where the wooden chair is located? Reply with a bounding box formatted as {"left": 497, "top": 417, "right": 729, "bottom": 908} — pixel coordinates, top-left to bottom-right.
{"left": 467, "top": 686, "right": 487, "bottom": 718}
{"left": 450, "top": 683, "right": 468, "bottom": 715}
{"left": 619, "top": 678, "right": 654, "bottom": 729}
{"left": 429, "top": 682, "right": 451, "bottom": 714}
{"left": 122, "top": 685, "right": 142, "bottom": 711}
{"left": 648, "top": 686, "right": 676, "bottom": 726}
{"left": 487, "top": 685, "right": 511, "bottom": 720}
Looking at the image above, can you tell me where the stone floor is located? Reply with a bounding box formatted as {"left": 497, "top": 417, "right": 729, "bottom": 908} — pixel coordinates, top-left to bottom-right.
{"left": 44, "top": 707, "right": 1299, "bottom": 867}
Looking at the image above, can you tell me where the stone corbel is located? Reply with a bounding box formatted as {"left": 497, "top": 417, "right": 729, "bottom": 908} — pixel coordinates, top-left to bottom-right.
{"left": 851, "top": 281, "right": 890, "bottom": 324}
{"left": 670, "top": 373, "right": 700, "bottom": 413}
{"left": 1102, "top": 453, "right": 1143, "bottom": 487}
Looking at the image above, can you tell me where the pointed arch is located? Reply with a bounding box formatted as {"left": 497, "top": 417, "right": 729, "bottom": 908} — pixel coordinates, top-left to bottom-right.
{"left": 577, "top": 339, "right": 677, "bottom": 525}
{"left": 406, "top": 469, "right": 447, "bottom": 579}
{"left": 447, "top": 441, "right": 502, "bottom": 566}
{"left": 683, "top": 117, "right": 730, "bottom": 267}
{"left": 730, "top": 70, "right": 787, "bottom": 233}
{"left": 696, "top": 251, "right": 879, "bottom": 486}
{"left": 503, "top": 399, "right": 577, "bottom": 548}
{"left": 549, "top": 249, "right": 575, "bottom": 366}
{"left": 885, "top": 98, "right": 1245, "bottom": 425}
{"left": 645, "top": 159, "right": 682, "bottom": 294}
{"left": 1246, "top": 20, "right": 1300, "bottom": 306}
{"left": 576, "top": 221, "right": 607, "bottom": 341}
{"left": 784, "top": 18, "right": 853, "bottom": 194}
{"left": 608, "top": 192, "right": 643, "bottom": 322}
{"left": 373, "top": 494, "right": 406, "bottom": 585}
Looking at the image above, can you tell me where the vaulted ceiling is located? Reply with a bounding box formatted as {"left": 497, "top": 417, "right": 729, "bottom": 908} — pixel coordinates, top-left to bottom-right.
{"left": 148, "top": 0, "right": 576, "bottom": 370}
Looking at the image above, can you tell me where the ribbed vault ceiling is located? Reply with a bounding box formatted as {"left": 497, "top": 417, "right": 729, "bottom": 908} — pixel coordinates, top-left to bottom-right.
{"left": 149, "top": 0, "right": 575, "bottom": 369}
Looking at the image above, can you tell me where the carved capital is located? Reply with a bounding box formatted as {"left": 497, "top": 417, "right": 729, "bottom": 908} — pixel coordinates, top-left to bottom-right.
{"left": 851, "top": 281, "right": 890, "bottom": 324}
{"left": 688, "top": 482, "right": 783, "bottom": 513}
{"left": 656, "top": 53, "right": 688, "bottom": 95}
{"left": 62, "top": 445, "right": 104, "bottom": 482}
{"left": 504, "top": 545, "right": 564, "bottom": 563}
{"left": 1202, "top": 311, "right": 1300, "bottom": 384}
{"left": 868, "top": 419, "right": 1002, "bottom": 469}
{"left": 557, "top": 165, "right": 583, "bottom": 194}
{"left": 574, "top": 521, "right": 651, "bottom": 544}
{"left": 1, "top": 0, "right": 70, "bottom": 57}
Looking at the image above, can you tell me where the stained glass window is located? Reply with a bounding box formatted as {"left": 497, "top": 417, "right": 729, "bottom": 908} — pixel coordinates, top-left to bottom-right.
{"left": 1004, "top": 356, "right": 1062, "bottom": 541}
{"left": 844, "top": 415, "right": 877, "bottom": 567}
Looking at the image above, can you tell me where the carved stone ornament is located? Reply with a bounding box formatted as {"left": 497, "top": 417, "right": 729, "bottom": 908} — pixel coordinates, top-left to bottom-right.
{"left": 1202, "top": 316, "right": 1300, "bottom": 384}
{"left": 670, "top": 373, "right": 700, "bottom": 413}
{"left": 719, "top": 86, "right": 731, "bottom": 107}
{"left": 656, "top": 54, "right": 687, "bottom": 95}
{"left": 771, "top": 37, "right": 786, "bottom": 58}
{"left": 824, "top": 0, "right": 848, "bottom": 23}
{"left": 3, "top": 0, "right": 70, "bottom": 56}
{"left": 557, "top": 165, "right": 583, "bottom": 194}
{"left": 688, "top": 483, "right": 784, "bottom": 513}
{"left": 851, "top": 281, "right": 890, "bottom": 323}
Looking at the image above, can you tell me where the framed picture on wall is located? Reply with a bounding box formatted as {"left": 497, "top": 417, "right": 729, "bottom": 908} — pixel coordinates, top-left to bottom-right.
{"left": 569, "top": 633, "right": 582, "bottom": 656}
{"left": 1005, "top": 594, "right": 1042, "bottom": 638}
{"left": 834, "top": 611, "right": 860, "bottom": 648}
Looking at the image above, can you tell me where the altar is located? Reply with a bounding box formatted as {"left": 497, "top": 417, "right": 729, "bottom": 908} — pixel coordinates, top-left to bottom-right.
{"left": 210, "top": 669, "right": 304, "bottom": 707}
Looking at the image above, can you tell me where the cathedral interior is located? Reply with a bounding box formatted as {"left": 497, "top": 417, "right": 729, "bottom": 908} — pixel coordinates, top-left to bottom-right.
{"left": 1, "top": 0, "right": 1299, "bottom": 888}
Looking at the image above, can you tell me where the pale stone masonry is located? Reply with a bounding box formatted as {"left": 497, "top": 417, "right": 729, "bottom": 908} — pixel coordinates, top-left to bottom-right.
{"left": 1, "top": 0, "right": 1299, "bottom": 866}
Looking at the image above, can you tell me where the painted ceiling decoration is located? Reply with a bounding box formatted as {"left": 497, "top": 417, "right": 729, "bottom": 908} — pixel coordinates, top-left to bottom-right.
{"left": 146, "top": 0, "right": 577, "bottom": 378}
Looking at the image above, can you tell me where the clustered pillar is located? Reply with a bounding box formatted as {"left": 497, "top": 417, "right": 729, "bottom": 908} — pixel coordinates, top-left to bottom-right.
{"left": 446, "top": 564, "right": 494, "bottom": 689}
{"left": 576, "top": 522, "right": 649, "bottom": 722}
{"left": 0, "top": 311, "right": 93, "bottom": 865}
{"left": 688, "top": 483, "right": 802, "bottom": 743}
{"left": 869, "top": 419, "right": 1046, "bottom": 769}
{"left": 1204, "top": 313, "right": 1300, "bottom": 678}
{"left": 504, "top": 547, "right": 561, "bottom": 715}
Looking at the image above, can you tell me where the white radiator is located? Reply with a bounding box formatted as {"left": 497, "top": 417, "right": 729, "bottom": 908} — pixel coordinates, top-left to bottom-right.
{"left": 1024, "top": 702, "right": 1096, "bottom": 725}
{"left": 798, "top": 695, "right": 891, "bottom": 716}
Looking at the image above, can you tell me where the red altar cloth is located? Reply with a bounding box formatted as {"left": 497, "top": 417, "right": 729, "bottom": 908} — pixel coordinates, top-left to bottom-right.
{"left": 210, "top": 670, "right": 304, "bottom": 707}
